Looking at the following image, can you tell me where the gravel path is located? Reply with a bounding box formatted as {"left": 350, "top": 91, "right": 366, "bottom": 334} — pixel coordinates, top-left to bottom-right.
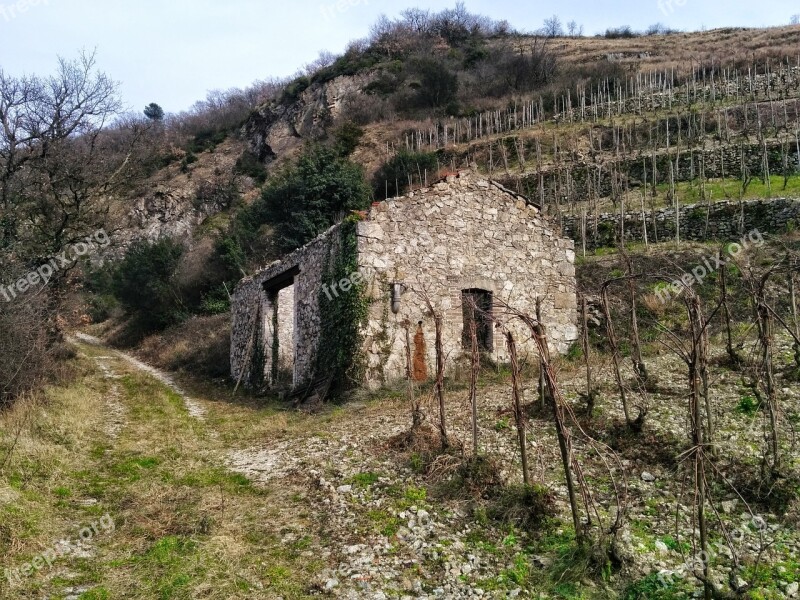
{"left": 71, "top": 332, "right": 207, "bottom": 420}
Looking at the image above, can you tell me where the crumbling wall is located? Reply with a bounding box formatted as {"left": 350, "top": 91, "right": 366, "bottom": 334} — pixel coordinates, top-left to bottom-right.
{"left": 230, "top": 223, "right": 343, "bottom": 389}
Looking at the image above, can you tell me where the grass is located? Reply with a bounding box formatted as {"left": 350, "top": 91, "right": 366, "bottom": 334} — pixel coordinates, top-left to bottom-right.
{"left": 654, "top": 174, "right": 800, "bottom": 205}
{"left": 0, "top": 342, "right": 323, "bottom": 599}
{"left": 348, "top": 471, "right": 380, "bottom": 487}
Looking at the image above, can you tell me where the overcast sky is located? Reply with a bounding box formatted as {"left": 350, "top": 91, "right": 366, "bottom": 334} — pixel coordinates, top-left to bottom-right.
{"left": 1, "top": 0, "right": 796, "bottom": 115}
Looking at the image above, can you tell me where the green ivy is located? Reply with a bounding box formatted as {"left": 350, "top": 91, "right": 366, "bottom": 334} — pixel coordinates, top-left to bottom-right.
{"left": 315, "top": 216, "right": 370, "bottom": 398}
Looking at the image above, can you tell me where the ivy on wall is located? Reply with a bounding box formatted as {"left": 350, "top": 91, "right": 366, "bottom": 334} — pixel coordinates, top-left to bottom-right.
{"left": 249, "top": 304, "right": 265, "bottom": 390}
{"left": 315, "top": 215, "right": 370, "bottom": 398}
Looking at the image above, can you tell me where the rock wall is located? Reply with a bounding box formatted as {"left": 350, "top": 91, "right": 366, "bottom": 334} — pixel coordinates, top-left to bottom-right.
{"left": 561, "top": 197, "right": 800, "bottom": 249}
{"left": 244, "top": 72, "right": 373, "bottom": 163}
{"left": 515, "top": 141, "right": 799, "bottom": 202}
{"left": 276, "top": 285, "right": 295, "bottom": 381}
{"left": 231, "top": 171, "right": 580, "bottom": 392}
{"left": 230, "top": 223, "right": 344, "bottom": 389}
{"left": 357, "top": 171, "right": 579, "bottom": 388}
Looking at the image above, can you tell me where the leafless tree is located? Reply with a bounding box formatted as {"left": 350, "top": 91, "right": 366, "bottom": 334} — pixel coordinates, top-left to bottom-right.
{"left": 0, "top": 50, "right": 144, "bottom": 263}
{"left": 542, "top": 15, "right": 564, "bottom": 38}
{"left": 566, "top": 20, "right": 583, "bottom": 37}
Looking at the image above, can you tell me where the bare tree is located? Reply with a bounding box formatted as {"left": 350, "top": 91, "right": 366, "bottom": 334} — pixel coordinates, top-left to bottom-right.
{"left": 0, "top": 50, "right": 142, "bottom": 263}
{"left": 566, "top": 20, "right": 583, "bottom": 37}
{"left": 542, "top": 15, "right": 564, "bottom": 38}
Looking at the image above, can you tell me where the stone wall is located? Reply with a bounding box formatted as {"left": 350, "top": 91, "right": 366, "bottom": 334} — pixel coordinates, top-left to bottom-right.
{"left": 357, "top": 171, "right": 579, "bottom": 388}
{"left": 276, "top": 285, "right": 295, "bottom": 382}
{"left": 231, "top": 171, "right": 580, "bottom": 392}
{"left": 515, "top": 141, "right": 799, "bottom": 202}
{"left": 561, "top": 197, "right": 800, "bottom": 249}
{"left": 230, "top": 223, "right": 344, "bottom": 389}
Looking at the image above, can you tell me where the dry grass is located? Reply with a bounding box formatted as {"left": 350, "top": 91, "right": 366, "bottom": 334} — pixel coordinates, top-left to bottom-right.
{"left": 545, "top": 26, "right": 800, "bottom": 74}
{"left": 0, "top": 361, "right": 113, "bottom": 573}
{"left": 103, "top": 313, "right": 231, "bottom": 380}
{"left": 0, "top": 341, "right": 325, "bottom": 599}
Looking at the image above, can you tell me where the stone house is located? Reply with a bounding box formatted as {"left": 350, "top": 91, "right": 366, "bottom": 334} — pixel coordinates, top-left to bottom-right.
{"left": 230, "top": 171, "right": 578, "bottom": 394}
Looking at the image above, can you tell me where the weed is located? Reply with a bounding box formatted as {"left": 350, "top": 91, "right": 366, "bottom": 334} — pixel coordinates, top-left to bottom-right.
{"left": 736, "top": 395, "right": 759, "bottom": 416}
{"left": 349, "top": 472, "right": 380, "bottom": 487}
{"left": 494, "top": 418, "right": 510, "bottom": 431}
{"left": 403, "top": 485, "right": 427, "bottom": 505}
{"left": 622, "top": 572, "right": 687, "bottom": 599}
{"left": 488, "top": 484, "right": 555, "bottom": 531}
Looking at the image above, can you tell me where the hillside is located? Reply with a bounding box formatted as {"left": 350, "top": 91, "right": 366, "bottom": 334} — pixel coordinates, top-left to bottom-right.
{"left": 4, "top": 10, "right": 800, "bottom": 600}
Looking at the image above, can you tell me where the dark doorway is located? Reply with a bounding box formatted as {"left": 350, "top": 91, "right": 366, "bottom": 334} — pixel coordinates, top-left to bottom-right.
{"left": 462, "top": 289, "right": 493, "bottom": 352}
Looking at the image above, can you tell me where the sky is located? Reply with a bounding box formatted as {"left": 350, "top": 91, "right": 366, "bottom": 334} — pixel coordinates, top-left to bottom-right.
{"left": 0, "top": 0, "right": 796, "bottom": 115}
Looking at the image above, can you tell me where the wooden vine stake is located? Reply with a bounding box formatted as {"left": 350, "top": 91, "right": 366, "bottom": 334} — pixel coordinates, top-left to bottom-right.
{"left": 506, "top": 330, "right": 530, "bottom": 486}
{"left": 580, "top": 296, "right": 596, "bottom": 415}
{"left": 421, "top": 292, "right": 448, "bottom": 450}
{"left": 527, "top": 308, "right": 584, "bottom": 545}
{"left": 686, "top": 293, "right": 712, "bottom": 600}
{"left": 718, "top": 258, "right": 741, "bottom": 367}
{"left": 468, "top": 299, "right": 480, "bottom": 456}
{"left": 403, "top": 319, "right": 423, "bottom": 436}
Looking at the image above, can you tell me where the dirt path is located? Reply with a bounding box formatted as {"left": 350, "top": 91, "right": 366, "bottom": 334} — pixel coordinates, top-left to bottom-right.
{"left": 71, "top": 332, "right": 207, "bottom": 420}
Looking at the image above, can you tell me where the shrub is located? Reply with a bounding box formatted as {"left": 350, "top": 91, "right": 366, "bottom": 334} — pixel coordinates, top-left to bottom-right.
{"left": 200, "top": 287, "right": 231, "bottom": 315}
{"left": 234, "top": 151, "right": 268, "bottom": 184}
{"left": 0, "top": 294, "right": 55, "bottom": 408}
{"left": 88, "top": 294, "right": 118, "bottom": 323}
{"left": 253, "top": 144, "right": 371, "bottom": 253}
{"left": 281, "top": 76, "right": 310, "bottom": 104}
{"left": 193, "top": 177, "right": 240, "bottom": 212}
{"left": 187, "top": 129, "right": 227, "bottom": 154}
{"left": 331, "top": 121, "right": 365, "bottom": 157}
{"left": 112, "top": 238, "right": 186, "bottom": 333}
{"left": 411, "top": 57, "right": 459, "bottom": 109}
{"left": 604, "top": 25, "right": 640, "bottom": 38}
{"left": 180, "top": 152, "right": 198, "bottom": 173}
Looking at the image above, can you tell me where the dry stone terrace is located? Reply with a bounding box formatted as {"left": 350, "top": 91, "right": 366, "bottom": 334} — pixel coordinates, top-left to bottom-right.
{"left": 230, "top": 170, "right": 579, "bottom": 392}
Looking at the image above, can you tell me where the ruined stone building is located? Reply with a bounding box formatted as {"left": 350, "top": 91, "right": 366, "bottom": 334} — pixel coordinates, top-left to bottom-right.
{"left": 230, "top": 171, "right": 578, "bottom": 394}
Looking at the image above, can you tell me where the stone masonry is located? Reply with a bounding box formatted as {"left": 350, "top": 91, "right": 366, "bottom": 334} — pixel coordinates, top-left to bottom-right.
{"left": 230, "top": 170, "right": 579, "bottom": 392}
{"left": 561, "top": 197, "right": 800, "bottom": 250}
